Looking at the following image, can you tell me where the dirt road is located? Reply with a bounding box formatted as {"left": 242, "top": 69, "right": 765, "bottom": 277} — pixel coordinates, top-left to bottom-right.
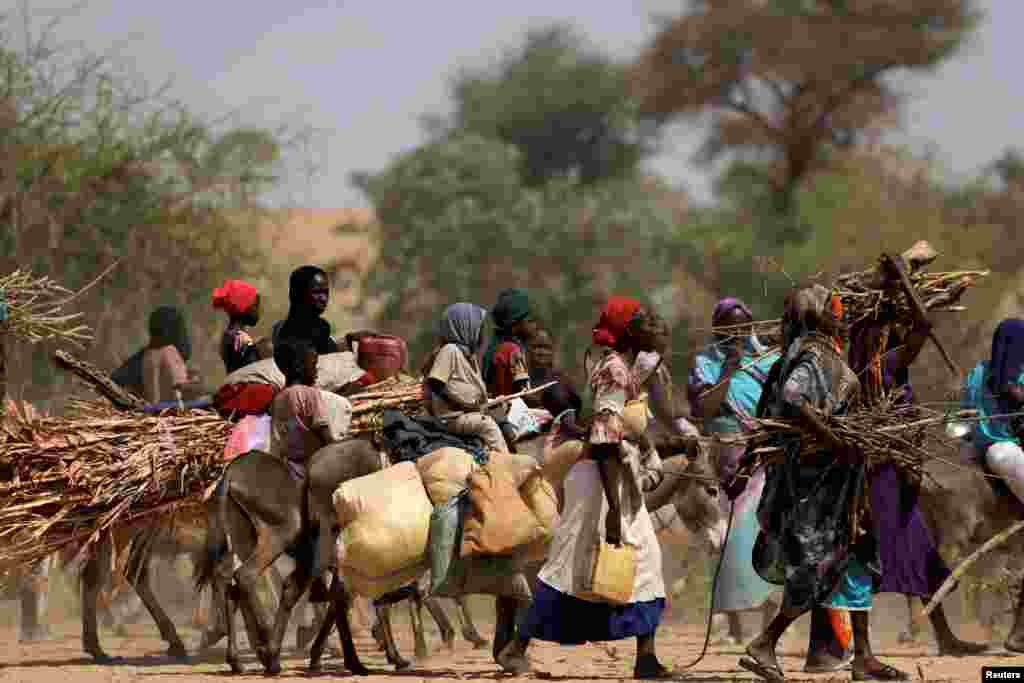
{"left": 1, "top": 610, "right": 1019, "bottom": 683}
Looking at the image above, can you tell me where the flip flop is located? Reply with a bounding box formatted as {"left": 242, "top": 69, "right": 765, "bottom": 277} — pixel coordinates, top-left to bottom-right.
{"left": 739, "top": 656, "right": 786, "bottom": 682}
{"left": 852, "top": 663, "right": 910, "bottom": 681}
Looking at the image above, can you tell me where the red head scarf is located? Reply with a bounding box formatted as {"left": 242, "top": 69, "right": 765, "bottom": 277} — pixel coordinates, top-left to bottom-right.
{"left": 830, "top": 291, "right": 844, "bottom": 353}
{"left": 213, "top": 279, "right": 258, "bottom": 317}
{"left": 592, "top": 296, "right": 643, "bottom": 348}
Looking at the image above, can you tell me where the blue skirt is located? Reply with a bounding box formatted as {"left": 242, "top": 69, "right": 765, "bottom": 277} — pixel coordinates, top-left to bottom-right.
{"left": 520, "top": 580, "right": 665, "bottom": 645}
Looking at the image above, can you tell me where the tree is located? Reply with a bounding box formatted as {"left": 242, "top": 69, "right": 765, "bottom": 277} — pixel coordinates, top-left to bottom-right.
{"left": 341, "top": 132, "right": 687, "bottom": 384}
{"left": 439, "top": 24, "right": 659, "bottom": 187}
{"left": 633, "top": 0, "right": 981, "bottom": 215}
{"left": 0, "top": 8, "right": 307, "bottom": 403}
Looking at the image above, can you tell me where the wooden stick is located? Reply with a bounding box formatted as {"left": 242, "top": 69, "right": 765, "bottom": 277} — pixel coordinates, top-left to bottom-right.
{"left": 483, "top": 381, "right": 557, "bottom": 410}
{"left": 881, "top": 253, "right": 959, "bottom": 378}
{"left": 922, "top": 518, "right": 1024, "bottom": 617}
{"left": 53, "top": 350, "right": 145, "bottom": 411}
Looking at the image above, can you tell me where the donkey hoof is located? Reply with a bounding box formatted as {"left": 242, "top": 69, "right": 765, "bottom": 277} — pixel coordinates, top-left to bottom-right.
{"left": 393, "top": 657, "right": 411, "bottom": 671}
{"left": 229, "top": 659, "right": 245, "bottom": 675}
{"left": 308, "top": 660, "right": 322, "bottom": 673}
{"left": 1005, "top": 634, "right": 1024, "bottom": 654}
{"left": 897, "top": 630, "right": 920, "bottom": 645}
{"left": 167, "top": 644, "right": 189, "bottom": 661}
{"left": 347, "top": 660, "right": 371, "bottom": 676}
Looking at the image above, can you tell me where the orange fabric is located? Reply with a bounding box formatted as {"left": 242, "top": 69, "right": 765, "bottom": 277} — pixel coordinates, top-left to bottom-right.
{"left": 592, "top": 296, "right": 642, "bottom": 348}
{"left": 829, "top": 292, "right": 844, "bottom": 354}
{"left": 213, "top": 279, "right": 258, "bottom": 317}
{"left": 828, "top": 607, "right": 853, "bottom": 650}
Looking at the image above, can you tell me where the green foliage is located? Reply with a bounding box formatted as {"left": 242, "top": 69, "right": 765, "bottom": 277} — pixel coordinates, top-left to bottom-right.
{"left": 443, "top": 24, "right": 659, "bottom": 187}
{"left": 0, "top": 12, "right": 297, "bottom": 404}
{"left": 348, "top": 132, "right": 684, "bottom": 382}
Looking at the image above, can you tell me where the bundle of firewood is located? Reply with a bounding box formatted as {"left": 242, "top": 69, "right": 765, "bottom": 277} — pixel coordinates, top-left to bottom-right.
{"left": 0, "top": 399, "right": 231, "bottom": 571}
{"left": 347, "top": 377, "right": 427, "bottom": 434}
{"left": 716, "top": 397, "right": 980, "bottom": 478}
{"left": 707, "top": 242, "right": 988, "bottom": 342}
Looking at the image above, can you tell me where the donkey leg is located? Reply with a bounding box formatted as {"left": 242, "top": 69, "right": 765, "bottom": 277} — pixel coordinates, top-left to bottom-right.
{"left": 308, "top": 599, "right": 337, "bottom": 672}
{"left": 453, "top": 595, "right": 487, "bottom": 648}
{"left": 409, "top": 589, "right": 429, "bottom": 660}
{"left": 128, "top": 550, "right": 188, "bottom": 660}
{"left": 423, "top": 596, "right": 456, "bottom": 650}
{"left": 376, "top": 604, "right": 411, "bottom": 670}
{"left": 335, "top": 587, "right": 370, "bottom": 675}
{"left": 223, "top": 582, "right": 244, "bottom": 674}
{"left": 263, "top": 566, "right": 314, "bottom": 675}
{"left": 1005, "top": 576, "right": 1024, "bottom": 652}
{"left": 81, "top": 540, "right": 117, "bottom": 663}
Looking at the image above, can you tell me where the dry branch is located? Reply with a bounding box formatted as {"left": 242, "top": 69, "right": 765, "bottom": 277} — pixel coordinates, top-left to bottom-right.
{"left": 0, "top": 269, "right": 94, "bottom": 346}
{"left": 922, "top": 519, "right": 1024, "bottom": 617}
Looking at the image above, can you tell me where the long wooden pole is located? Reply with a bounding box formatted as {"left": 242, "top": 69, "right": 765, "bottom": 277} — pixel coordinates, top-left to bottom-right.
{"left": 881, "top": 253, "right": 959, "bottom": 378}
{"left": 922, "top": 518, "right": 1024, "bottom": 617}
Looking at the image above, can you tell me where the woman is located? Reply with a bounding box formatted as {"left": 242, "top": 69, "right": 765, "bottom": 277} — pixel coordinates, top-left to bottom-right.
{"left": 482, "top": 288, "right": 539, "bottom": 401}
{"left": 269, "top": 338, "right": 351, "bottom": 481}
{"left": 141, "top": 306, "right": 204, "bottom": 404}
{"left": 961, "top": 318, "right": 1024, "bottom": 505}
{"left": 425, "top": 303, "right": 510, "bottom": 453}
{"left": 803, "top": 303, "right": 986, "bottom": 666}
{"left": 213, "top": 279, "right": 262, "bottom": 373}
{"left": 734, "top": 284, "right": 907, "bottom": 682}
{"left": 497, "top": 296, "right": 673, "bottom": 680}
{"left": 273, "top": 266, "right": 340, "bottom": 354}
{"left": 637, "top": 313, "right": 699, "bottom": 440}
{"left": 688, "top": 298, "right": 780, "bottom": 645}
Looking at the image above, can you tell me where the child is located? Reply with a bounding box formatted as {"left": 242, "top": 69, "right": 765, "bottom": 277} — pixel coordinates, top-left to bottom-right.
{"left": 425, "top": 303, "right": 510, "bottom": 453}
{"left": 270, "top": 338, "right": 352, "bottom": 480}
{"left": 213, "top": 279, "right": 262, "bottom": 373}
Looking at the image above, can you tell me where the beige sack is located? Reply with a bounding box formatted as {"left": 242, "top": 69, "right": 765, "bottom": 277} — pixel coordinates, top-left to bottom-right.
{"left": 542, "top": 440, "right": 585, "bottom": 489}
{"left": 417, "top": 447, "right": 479, "bottom": 505}
{"left": 487, "top": 450, "right": 541, "bottom": 487}
{"left": 519, "top": 472, "right": 559, "bottom": 563}
{"left": 461, "top": 458, "right": 547, "bottom": 558}
{"left": 220, "top": 351, "right": 366, "bottom": 393}
{"left": 333, "top": 461, "right": 432, "bottom": 581}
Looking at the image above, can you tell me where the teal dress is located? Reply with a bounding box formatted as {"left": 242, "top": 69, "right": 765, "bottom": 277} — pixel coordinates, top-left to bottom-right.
{"left": 689, "top": 337, "right": 780, "bottom": 612}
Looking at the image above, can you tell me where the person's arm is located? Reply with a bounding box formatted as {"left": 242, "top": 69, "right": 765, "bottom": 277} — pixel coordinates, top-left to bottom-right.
{"left": 163, "top": 347, "right": 206, "bottom": 400}
{"left": 691, "top": 342, "right": 742, "bottom": 421}
{"left": 646, "top": 366, "right": 679, "bottom": 434}
{"left": 781, "top": 365, "right": 851, "bottom": 458}
{"left": 426, "top": 378, "right": 484, "bottom": 412}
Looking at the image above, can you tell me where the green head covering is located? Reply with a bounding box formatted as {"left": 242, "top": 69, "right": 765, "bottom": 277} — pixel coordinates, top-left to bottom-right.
{"left": 482, "top": 288, "right": 530, "bottom": 386}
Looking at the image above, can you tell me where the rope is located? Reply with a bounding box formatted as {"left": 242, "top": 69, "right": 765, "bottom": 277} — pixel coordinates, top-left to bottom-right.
{"left": 672, "top": 495, "right": 737, "bottom": 671}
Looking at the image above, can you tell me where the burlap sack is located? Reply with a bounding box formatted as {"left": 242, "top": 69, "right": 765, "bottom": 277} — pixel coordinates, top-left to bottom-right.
{"left": 519, "top": 472, "right": 559, "bottom": 563}
{"left": 487, "top": 450, "right": 541, "bottom": 487}
{"left": 333, "top": 462, "right": 432, "bottom": 580}
{"left": 219, "top": 351, "right": 365, "bottom": 393}
{"left": 461, "top": 458, "right": 546, "bottom": 558}
{"left": 542, "top": 440, "right": 585, "bottom": 489}
{"left": 417, "top": 447, "right": 478, "bottom": 504}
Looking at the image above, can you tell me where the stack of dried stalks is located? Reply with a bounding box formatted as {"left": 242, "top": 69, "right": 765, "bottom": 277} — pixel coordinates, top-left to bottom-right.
{"left": 0, "top": 399, "right": 231, "bottom": 571}
{"left": 833, "top": 267, "right": 988, "bottom": 327}
{"left": 0, "top": 269, "right": 98, "bottom": 346}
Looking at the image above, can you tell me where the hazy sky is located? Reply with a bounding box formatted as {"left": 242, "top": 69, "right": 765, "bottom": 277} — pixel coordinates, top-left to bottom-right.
{"left": 25, "top": 0, "right": 1021, "bottom": 208}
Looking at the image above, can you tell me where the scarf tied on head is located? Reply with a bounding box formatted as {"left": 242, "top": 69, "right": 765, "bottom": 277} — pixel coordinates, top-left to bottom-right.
{"left": 989, "top": 318, "right": 1024, "bottom": 415}
{"left": 592, "top": 296, "right": 642, "bottom": 348}
{"left": 213, "top": 279, "right": 258, "bottom": 317}
{"left": 438, "top": 302, "right": 488, "bottom": 358}
{"left": 482, "top": 288, "right": 531, "bottom": 384}
{"left": 710, "top": 296, "right": 766, "bottom": 357}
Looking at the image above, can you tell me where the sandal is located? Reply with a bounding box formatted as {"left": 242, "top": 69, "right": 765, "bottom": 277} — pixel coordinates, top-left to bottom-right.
{"left": 853, "top": 663, "right": 910, "bottom": 681}
{"left": 739, "top": 656, "right": 786, "bottom": 682}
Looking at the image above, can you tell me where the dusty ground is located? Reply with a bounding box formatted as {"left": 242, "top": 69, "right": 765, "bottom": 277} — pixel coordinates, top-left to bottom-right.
{"left": 1, "top": 600, "right": 1020, "bottom": 683}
